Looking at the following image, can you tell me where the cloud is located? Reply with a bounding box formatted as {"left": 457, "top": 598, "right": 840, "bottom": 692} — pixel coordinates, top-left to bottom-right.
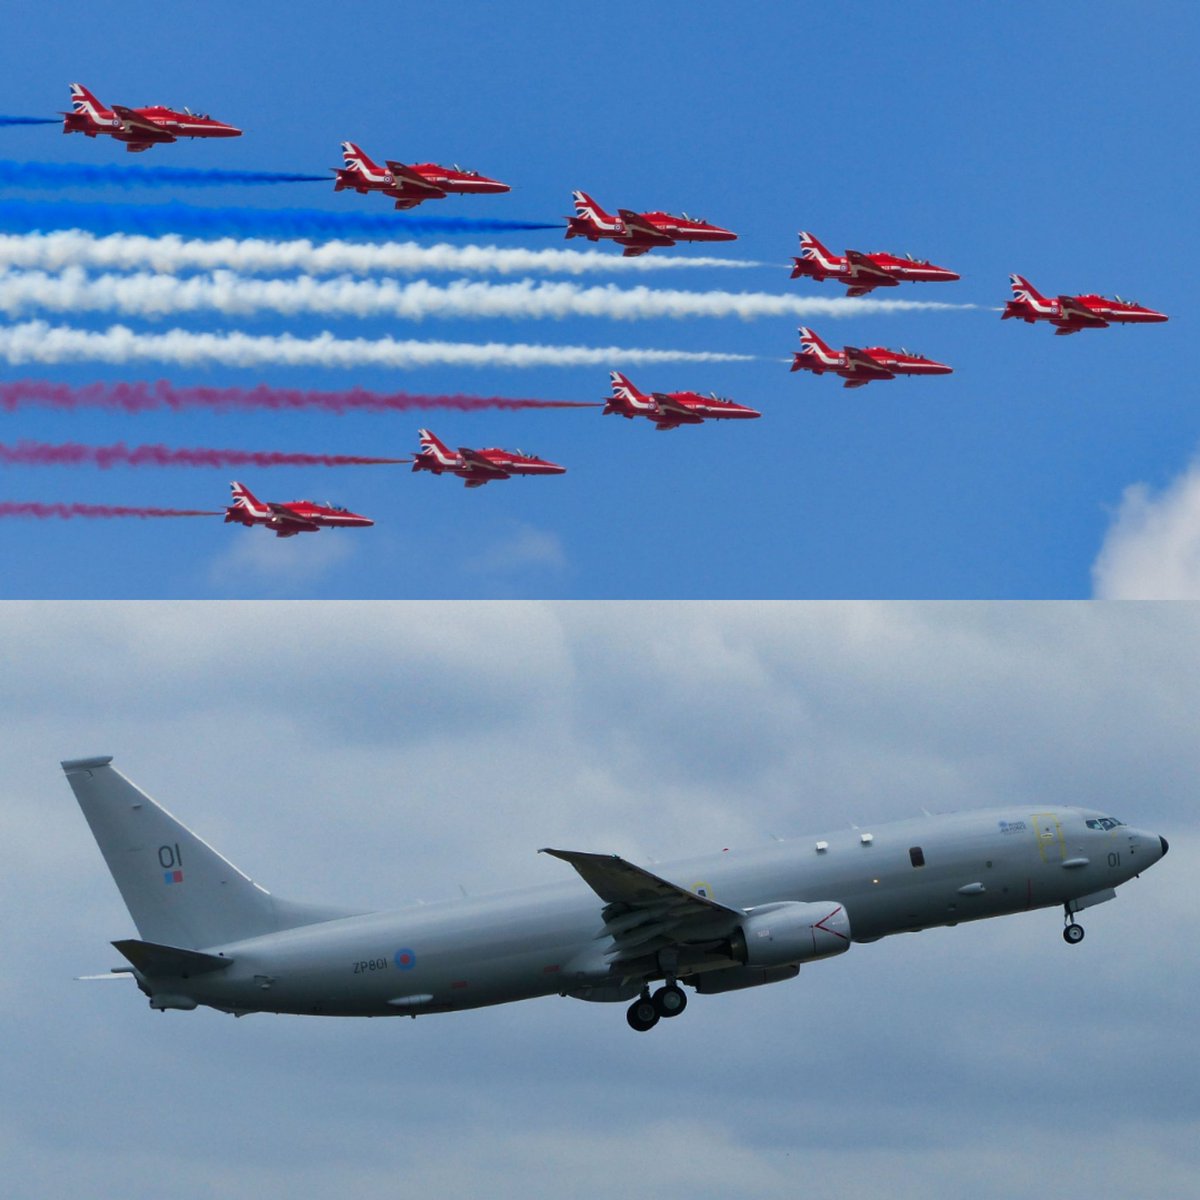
{"left": 206, "top": 528, "right": 357, "bottom": 592}
{"left": 463, "top": 522, "right": 568, "bottom": 575}
{"left": 1092, "top": 459, "right": 1200, "bottom": 597}
{"left": 0, "top": 604, "right": 1195, "bottom": 1200}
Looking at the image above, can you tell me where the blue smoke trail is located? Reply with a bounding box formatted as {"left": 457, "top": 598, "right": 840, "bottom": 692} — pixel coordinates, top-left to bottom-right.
{"left": 0, "top": 199, "right": 564, "bottom": 241}
{"left": 0, "top": 117, "right": 61, "bottom": 126}
{"left": 0, "top": 159, "right": 330, "bottom": 187}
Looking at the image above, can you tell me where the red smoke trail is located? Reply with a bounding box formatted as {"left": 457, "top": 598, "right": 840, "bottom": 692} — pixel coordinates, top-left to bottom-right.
{"left": 0, "top": 441, "right": 408, "bottom": 468}
{"left": 0, "top": 380, "right": 600, "bottom": 414}
{"left": 0, "top": 502, "right": 221, "bottom": 519}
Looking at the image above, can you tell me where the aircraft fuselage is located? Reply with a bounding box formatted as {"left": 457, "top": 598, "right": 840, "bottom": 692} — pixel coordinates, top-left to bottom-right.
{"left": 159, "top": 805, "right": 1163, "bottom": 1018}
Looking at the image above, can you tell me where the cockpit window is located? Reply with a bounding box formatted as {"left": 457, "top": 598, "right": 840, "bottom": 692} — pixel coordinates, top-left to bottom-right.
{"left": 1086, "top": 817, "right": 1125, "bottom": 831}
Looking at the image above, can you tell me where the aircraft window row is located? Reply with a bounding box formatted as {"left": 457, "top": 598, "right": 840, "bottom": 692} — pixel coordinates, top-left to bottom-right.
{"left": 909, "top": 846, "right": 925, "bottom": 868}
{"left": 1085, "top": 817, "right": 1125, "bottom": 831}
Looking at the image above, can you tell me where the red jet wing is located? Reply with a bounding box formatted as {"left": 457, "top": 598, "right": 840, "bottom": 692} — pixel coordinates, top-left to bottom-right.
{"left": 843, "top": 347, "right": 896, "bottom": 380}
{"left": 1058, "top": 296, "right": 1109, "bottom": 328}
{"left": 458, "top": 448, "right": 510, "bottom": 475}
{"left": 110, "top": 105, "right": 176, "bottom": 143}
{"left": 384, "top": 161, "right": 448, "bottom": 194}
{"left": 616, "top": 210, "right": 677, "bottom": 245}
{"left": 649, "top": 393, "right": 705, "bottom": 424}
{"left": 843, "top": 250, "right": 897, "bottom": 294}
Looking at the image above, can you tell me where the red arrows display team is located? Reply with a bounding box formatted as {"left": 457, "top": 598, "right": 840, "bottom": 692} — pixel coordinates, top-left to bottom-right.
{"left": 1002, "top": 275, "right": 1168, "bottom": 335}
{"left": 223, "top": 482, "right": 374, "bottom": 537}
{"left": 333, "top": 142, "right": 510, "bottom": 210}
{"left": 61, "top": 83, "right": 242, "bottom": 153}
{"left": 566, "top": 191, "right": 737, "bottom": 256}
{"left": 791, "top": 231, "right": 960, "bottom": 297}
{"left": 604, "top": 372, "right": 761, "bottom": 430}
{"left": 791, "top": 327, "right": 953, "bottom": 388}
{"left": 411, "top": 430, "right": 566, "bottom": 488}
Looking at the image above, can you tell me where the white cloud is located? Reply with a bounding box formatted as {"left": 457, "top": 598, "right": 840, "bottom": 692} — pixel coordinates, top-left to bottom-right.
{"left": 206, "top": 526, "right": 357, "bottom": 592}
{"left": 463, "top": 522, "right": 568, "bottom": 575}
{"left": 1, "top": 604, "right": 1196, "bottom": 1200}
{"left": 1093, "top": 459, "right": 1200, "bottom": 597}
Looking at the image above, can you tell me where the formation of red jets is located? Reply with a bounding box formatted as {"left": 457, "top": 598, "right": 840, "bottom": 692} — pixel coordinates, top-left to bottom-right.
{"left": 49, "top": 82, "right": 1171, "bottom": 536}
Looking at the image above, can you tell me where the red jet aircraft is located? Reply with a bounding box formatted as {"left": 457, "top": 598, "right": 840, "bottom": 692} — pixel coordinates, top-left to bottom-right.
{"left": 791, "top": 231, "right": 960, "bottom": 297}
{"left": 565, "top": 191, "right": 737, "bottom": 257}
{"left": 1002, "top": 275, "right": 1168, "bottom": 335}
{"left": 61, "top": 83, "right": 241, "bottom": 153}
{"left": 332, "top": 142, "right": 510, "bottom": 210}
{"left": 223, "top": 481, "right": 374, "bottom": 538}
{"left": 604, "top": 371, "right": 761, "bottom": 430}
{"left": 411, "top": 430, "right": 565, "bottom": 488}
{"left": 791, "top": 327, "right": 953, "bottom": 389}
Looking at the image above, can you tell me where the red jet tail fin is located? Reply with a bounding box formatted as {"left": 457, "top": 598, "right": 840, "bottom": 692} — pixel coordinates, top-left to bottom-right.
{"left": 572, "top": 190, "right": 617, "bottom": 232}
{"left": 1009, "top": 274, "right": 1047, "bottom": 305}
{"left": 797, "top": 326, "right": 836, "bottom": 357}
{"left": 798, "top": 231, "right": 834, "bottom": 261}
{"left": 228, "top": 480, "right": 270, "bottom": 519}
{"left": 68, "top": 82, "right": 111, "bottom": 122}
{"left": 341, "top": 142, "right": 383, "bottom": 176}
{"left": 417, "top": 428, "right": 457, "bottom": 466}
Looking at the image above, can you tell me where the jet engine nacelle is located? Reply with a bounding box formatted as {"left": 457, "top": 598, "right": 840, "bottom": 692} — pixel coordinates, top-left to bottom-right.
{"left": 732, "top": 901, "right": 851, "bottom": 970}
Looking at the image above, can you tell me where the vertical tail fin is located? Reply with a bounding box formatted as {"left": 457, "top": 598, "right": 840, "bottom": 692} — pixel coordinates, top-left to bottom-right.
{"left": 572, "top": 190, "right": 617, "bottom": 231}
{"left": 1010, "top": 274, "right": 1046, "bottom": 304}
{"left": 62, "top": 757, "right": 355, "bottom": 949}
{"left": 798, "top": 231, "right": 834, "bottom": 262}
{"left": 69, "top": 83, "right": 109, "bottom": 120}
{"left": 798, "top": 326, "right": 835, "bottom": 356}
{"left": 417, "top": 428, "right": 457, "bottom": 465}
{"left": 341, "top": 142, "right": 385, "bottom": 177}
{"left": 229, "top": 480, "right": 269, "bottom": 518}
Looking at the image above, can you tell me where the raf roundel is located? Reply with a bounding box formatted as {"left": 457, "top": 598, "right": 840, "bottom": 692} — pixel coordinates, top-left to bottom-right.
{"left": 393, "top": 948, "right": 416, "bottom": 970}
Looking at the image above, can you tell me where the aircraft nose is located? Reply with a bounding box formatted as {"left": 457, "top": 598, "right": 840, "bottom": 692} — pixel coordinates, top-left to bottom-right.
{"left": 1160, "top": 835, "right": 1169, "bottom": 856}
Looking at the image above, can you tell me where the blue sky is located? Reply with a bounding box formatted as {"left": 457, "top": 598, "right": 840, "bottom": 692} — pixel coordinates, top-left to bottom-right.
{"left": 0, "top": 3, "right": 1195, "bottom": 598}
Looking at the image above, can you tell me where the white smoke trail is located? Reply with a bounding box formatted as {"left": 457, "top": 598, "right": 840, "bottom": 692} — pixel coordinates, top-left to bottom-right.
{"left": 0, "top": 231, "right": 767, "bottom": 278}
{"left": 0, "top": 321, "right": 758, "bottom": 369}
{"left": 0, "top": 266, "right": 975, "bottom": 323}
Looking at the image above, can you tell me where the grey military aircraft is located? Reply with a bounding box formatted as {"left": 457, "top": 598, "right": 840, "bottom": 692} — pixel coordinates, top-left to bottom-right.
{"left": 64, "top": 756, "right": 1169, "bottom": 1032}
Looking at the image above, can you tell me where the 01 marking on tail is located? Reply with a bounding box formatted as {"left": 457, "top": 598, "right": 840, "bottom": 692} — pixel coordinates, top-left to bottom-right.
{"left": 63, "top": 756, "right": 1168, "bottom": 1032}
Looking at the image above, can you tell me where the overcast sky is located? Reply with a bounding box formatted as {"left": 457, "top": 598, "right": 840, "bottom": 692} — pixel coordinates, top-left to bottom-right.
{"left": 2, "top": 602, "right": 1196, "bottom": 1200}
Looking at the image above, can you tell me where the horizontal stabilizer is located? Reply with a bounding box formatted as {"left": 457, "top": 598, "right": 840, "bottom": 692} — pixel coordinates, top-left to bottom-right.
{"left": 112, "top": 939, "right": 233, "bottom": 977}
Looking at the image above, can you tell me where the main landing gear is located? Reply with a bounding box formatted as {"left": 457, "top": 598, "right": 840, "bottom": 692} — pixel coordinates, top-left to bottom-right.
{"left": 625, "top": 983, "right": 689, "bottom": 1032}
{"left": 1063, "top": 903, "right": 1085, "bottom": 945}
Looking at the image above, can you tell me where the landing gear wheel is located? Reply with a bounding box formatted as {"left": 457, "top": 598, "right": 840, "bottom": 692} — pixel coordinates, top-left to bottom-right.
{"left": 653, "top": 983, "right": 688, "bottom": 1018}
{"left": 1063, "top": 923, "right": 1085, "bottom": 945}
{"left": 626, "top": 996, "right": 660, "bottom": 1032}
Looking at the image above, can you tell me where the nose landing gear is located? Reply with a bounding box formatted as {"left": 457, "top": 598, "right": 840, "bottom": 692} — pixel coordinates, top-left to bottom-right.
{"left": 1063, "top": 903, "right": 1085, "bottom": 944}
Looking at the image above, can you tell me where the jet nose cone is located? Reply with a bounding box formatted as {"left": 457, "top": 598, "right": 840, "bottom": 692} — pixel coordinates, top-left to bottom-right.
{"left": 942, "top": 270, "right": 961, "bottom": 281}
{"left": 1160, "top": 835, "right": 1169, "bottom": 856}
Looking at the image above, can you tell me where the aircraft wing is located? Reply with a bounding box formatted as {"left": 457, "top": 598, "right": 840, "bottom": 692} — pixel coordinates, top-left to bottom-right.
{"left": 616, "top": 210, "right": 676, "bottom": 245}
{"left": 458, "top": 448, "right": 509, "bottom": 474}
{"left": 384, "top": 161, "right": 447, "bottom": 193}
{"left": 541, "top": 847, "right": 742, "bottom": 965}
{"left": 844, "top": 250, "right": 895, "bottom": 287}
{"left": 649, "top": 393, "right": 704, "bottom": 422}
{"left": 110, "top": 104, "right": 175, "bottom": 141}
{"left": 843, "top": 347, "right": 895, "bottom": 378}
{"left": 1057, "top": 296, "right": 1108, "bottom": 326}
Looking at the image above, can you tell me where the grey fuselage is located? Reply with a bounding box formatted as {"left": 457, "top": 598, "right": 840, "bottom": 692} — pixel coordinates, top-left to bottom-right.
{"left": 165, "top": 806, "right": 1164, "bottom": 1018}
